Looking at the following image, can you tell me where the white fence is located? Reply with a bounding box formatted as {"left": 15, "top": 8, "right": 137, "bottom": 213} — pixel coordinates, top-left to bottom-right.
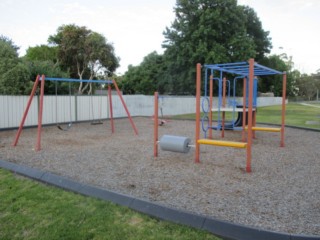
{"left": 0, "top": 95, "right": 285, "bottom": 129}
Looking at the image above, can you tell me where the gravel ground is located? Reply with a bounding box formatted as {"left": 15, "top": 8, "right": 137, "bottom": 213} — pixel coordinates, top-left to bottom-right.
{"left": 0, "top": 117, "right": 319, "bottom": 236}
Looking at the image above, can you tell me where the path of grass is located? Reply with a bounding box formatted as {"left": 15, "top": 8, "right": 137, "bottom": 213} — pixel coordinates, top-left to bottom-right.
{"left": 0, "top": 169, "right": 220, "bottom": 240}
{"left": 172, "top": 102, "right": 320, "bottom": 129}
{"left": 256, "top": 103, "right": 320, "bottom": 128}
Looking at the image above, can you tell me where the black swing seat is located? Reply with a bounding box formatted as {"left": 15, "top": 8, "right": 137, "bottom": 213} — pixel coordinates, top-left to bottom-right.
{"left": 57, "top": 122, "right": 72, "bottom": 131}
{"left": 91, "top": 121, "right": 103, "bottom": 125}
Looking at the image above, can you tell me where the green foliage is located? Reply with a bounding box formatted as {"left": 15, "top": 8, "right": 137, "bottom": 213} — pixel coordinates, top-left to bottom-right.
{"left": 48, "top": 24, "right": 119, "bottom": 79}
{"left": 0, "top": 63, "right": 32, "bottom": 94}
{"left": 295, "top": 74, "right": 320, "bottom": 100}
{"left": 0, "top": 39, "right": 19, "bottom": 73}
{"left": 258, "top": 55, "right": 288, "bottom": 96}
{"left": 25, "top": 45, "right": 58, "bottom": 63}
{"left": 48, "top": 24, "right": 120, "bottom": 94}
{"left": 0, "top": 37, "right": 32, "bottom": 95}
{"left": 121, "top": 52, "right": 167, "bottom": 95}
{"left": 25, "top": 60, "right": 70, "bottom": 95}
{"left": 0, "top": 169, "right": 220, "bottom": 240}
{"left": 161, "top": 0, "right": 272, "bottom": 94}
{"left": 0, "top": 35, "right": 19, "bottom": 52}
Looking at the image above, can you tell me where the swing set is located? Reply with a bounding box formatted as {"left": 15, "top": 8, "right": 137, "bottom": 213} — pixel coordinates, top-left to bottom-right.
{"left": 12, "top": 75, "right": 138, "bottom": 151}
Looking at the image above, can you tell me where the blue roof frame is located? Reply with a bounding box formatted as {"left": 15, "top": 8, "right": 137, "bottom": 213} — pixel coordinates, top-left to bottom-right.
{"left": 204, "top": 61, "right": 283, "bottom": 76}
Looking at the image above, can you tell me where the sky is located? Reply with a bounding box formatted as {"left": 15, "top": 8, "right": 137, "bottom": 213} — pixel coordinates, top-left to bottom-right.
{"left": 0, "top": 0, "right": 319, "bottom": 75}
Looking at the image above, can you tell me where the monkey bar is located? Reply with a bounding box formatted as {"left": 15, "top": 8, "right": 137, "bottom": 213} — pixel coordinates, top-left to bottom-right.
{"left": 196, "top": 59, "right": 287, "bottom": 172}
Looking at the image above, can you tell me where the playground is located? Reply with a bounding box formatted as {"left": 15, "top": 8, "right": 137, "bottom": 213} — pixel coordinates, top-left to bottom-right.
{"left": 0, "top": 117, "right": 319, "bottom": 236}
{"left": 0, "top": 60, "right": 319, "bottom": 237}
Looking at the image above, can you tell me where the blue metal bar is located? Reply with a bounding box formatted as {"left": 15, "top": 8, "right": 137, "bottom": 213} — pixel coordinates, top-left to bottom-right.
{"left": 254, "top": 62, "right": 283, "bottom": 75}
{"left": 204, "top": 61, "right": 283, "bottom": 77}
{"left": 40, "top": 77, "right": 113, "bottom": 84}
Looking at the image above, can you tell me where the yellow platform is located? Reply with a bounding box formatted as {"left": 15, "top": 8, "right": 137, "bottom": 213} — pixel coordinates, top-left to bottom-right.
{"left": 245, "top": 126, "right": 281, "bottom": 132}
{"left": 197, "top": 139, "right": 247, "bottom": 148}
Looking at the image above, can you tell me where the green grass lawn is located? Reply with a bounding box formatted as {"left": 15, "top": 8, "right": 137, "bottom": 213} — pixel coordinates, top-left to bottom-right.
{"left": 0, "top": 169, "right": 219, "bottom": 240}
{"left": 172, "top": 102, "right": 320, "bottom": 129}
{"left": 256, "top": 103, "right": 320, "bottom": 128}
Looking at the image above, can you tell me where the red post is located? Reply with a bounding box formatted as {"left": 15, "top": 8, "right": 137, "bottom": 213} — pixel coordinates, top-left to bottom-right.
{"left": 280, "top": 73, "right": 287, "bottom": 147}
{"left": 108, "top": 84, "right": 114, "bottom": 133}
{"left": 246, "top": 59, "right": 254, "bottom": 173}
{"left": 154, "top": 92, "right": 159, "bottom": 157}
{"left": 209, "top": 75, "right": 213, "bottom": 139}
{"left": 12, "top": 75, "right": 40, "bottom": 147}
{"left": 35, "top": 74, "right": 45, "bottom": 151}
{"left": 112, "top": 79, "right": 138, "bottom": 135}
{"left": 195, "top": 63, "right": 201, "bottom": 163}
{"left": 242, "top": 77, "right": 247, "bottom": 142}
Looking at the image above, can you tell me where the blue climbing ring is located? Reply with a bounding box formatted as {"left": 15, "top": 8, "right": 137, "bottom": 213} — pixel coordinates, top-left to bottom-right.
{"left": 201, "top": 97, "right": 210, "bottom": 113}
{"left": 201, "top": 115, "right": 210, "bottom": 133}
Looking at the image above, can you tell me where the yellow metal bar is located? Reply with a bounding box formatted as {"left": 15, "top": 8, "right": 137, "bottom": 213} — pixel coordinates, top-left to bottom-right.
{"left": 197, "top": 139, "right": 247, "bottom": 148}
{"left": 245, "top": 126, "right": 281, "bottom": 132}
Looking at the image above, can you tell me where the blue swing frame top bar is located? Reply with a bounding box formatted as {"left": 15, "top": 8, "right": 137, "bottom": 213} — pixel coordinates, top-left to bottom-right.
{"left": 204, "top": 61, "right": 283, "bottom": 76}
{"left": 39, "top": 77, "right": 113, "bottom": 84}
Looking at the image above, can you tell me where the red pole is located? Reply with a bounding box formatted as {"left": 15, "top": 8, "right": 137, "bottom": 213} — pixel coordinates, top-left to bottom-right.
{"left": 242, "top": 77, "right": 247, "bottom": 142}
{"left": 246, "top": 59, "right": 254, "bottom": 173}
{"left": 195, "top": 63, "right": 201, "bottom": 163}
{"left": 112, "top": 79, "right": 138, "bottom": 135}
{"left": 209, "top": 75, "right": 213, "bottom": 139}
{"left": 221, "top": 77, "right": 226, "bottom": 138}
{"left": 280, "top": 73, "right": 287, "bottom": 147}
{"left": 12, "top": 75, "right": 40, "bottom": 147}
{"left": 35, "top": 74, "right": 45, "bottom": 151}
{"left": 154, "top": 92, "right": 159, "bottom": 157}
{"left": 108, "top": 84, "right": 114, "bottom": 133}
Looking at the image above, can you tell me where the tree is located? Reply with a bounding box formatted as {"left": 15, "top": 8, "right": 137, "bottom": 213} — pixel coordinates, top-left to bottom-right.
{"left": 0, "top": 37, "right": 31, "bottom": 95}
{"left": 24, "top": 45, "right": 70, "bottom": 94}
{"left": 0, "top": 35, "right": 19, "bottom": 52}
{"left": 296, "top": 74, "right": 320, "bottom": 100}
{"left": 25, "top": 45, "right": 58, "bottom": 63}
{"left": 162, "top": 0, "right": 272, "bottom": 94}
{"left": 121, "top": 52, "right": 166, "bottom": 95}
{"left": 48, "top": 24, "right": 120, "bottom": 94}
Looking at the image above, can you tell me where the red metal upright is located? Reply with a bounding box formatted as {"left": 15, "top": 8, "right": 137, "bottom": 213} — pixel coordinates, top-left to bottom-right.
{"left": 280, "top": 73, "right": 287, "bottom": 147}
{"left": 112, "top": 79, "right": 138, "bottom": 135}
{"left": 195, "top": 63, "right": 201, "bottom": 163}
{"left": 12, "top": 75, "right": 40, "bottom": 147}
{"left": 108, "top": 84, "right": 115, "bottom": 133}
{"left": 154, "top": 92, "right": 159, "bottom": 157}
{"left": 35, "top": 74, "right": 45, "bottom": 151}
{"left": 246, "top": 59, "right": 254, "bottom": 173}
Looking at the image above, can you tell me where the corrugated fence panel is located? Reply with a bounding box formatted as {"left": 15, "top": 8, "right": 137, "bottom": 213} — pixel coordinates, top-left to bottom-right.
{"left": 0, "top": 95, "right": 38, "bottom": 128}
{"left": 0, "top": 95, "right": 285, "bottom": 129}
{"left": 158, "top": 96, "right": 196, "bottom": 116}
{"left": 76, "top": 96, "right": 91, "bottom": 121}
{"left": 111, "top": 94, "right": 128, "bottom": 118}
{"left": 123, "top": 95, "right": 154, "bottom": 117}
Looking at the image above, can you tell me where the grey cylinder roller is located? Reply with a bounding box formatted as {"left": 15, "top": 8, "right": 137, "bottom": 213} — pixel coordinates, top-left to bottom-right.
{"left": 159, "top": 135, "right": 191, "bottom": 153}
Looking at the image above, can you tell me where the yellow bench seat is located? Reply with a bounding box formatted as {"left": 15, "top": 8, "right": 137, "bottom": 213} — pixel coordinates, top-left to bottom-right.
{"left": 245, "top": 126, "right": 281, "bottom": 132}
{"left": 197, "top": 139, "right": 247, "bottom": 148}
